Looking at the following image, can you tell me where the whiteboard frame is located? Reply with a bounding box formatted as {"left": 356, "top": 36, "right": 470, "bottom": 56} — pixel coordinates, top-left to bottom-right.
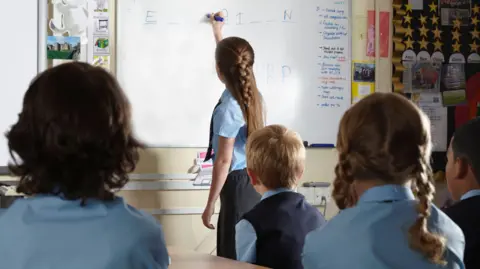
{"left": 0, "top": 1, "right": 47, "bottom": 175}
{"left": 112, "top": 0, "right": 352, "bottom": 148}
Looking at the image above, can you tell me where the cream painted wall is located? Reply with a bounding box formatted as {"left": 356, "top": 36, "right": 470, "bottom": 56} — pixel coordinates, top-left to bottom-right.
{"left": 120, "top": 148, "right": 338, "bottom": 253}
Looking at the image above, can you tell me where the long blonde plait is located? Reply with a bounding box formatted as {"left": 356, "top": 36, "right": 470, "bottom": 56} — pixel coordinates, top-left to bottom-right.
{"left": 332, "top": 152, "right": 357, "bottom": 209}
{"left": 215, "top": 37, "right": 265, "bottom": 136}
{"left": 235, "top": 51, "right": 263, "bottom": 135}
{"left": 408, "top": 157, "right": 446, "bottom": 265}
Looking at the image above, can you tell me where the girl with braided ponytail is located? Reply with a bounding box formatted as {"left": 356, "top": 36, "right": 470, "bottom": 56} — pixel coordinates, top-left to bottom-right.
{"left": 201, "top": 12, "right": 265, "bottom": 259}
{"left": 303, "top": 93, "right": 465, "bottom": 269}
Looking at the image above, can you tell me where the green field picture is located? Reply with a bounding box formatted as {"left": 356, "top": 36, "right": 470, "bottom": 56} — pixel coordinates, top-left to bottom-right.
{"left": 47, "top": 50, "right": 77, "bottom": 60}
{"left": 47, "top": 36, "right": 81, "bottom": 60}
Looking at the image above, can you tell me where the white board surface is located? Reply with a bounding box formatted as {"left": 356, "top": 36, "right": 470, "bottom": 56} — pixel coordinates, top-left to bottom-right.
{"left": 117, "top": 0, "right": 351, "bottom": 147}
{"left": 0, "top": 2, "right": 38, "bottom": 168}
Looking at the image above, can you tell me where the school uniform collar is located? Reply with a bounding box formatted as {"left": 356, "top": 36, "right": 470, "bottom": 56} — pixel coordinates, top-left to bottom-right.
{"left": 460, "top": 189, "right": 480, "bottom": 201}
{"left": 262, "top": 188, "right": 293, "bottom": 200}
{"left": 358, "top": 184, "right": 415, "bottom": 204}
{"left": 220, "top": 89, "right": 233, "bottom": 102}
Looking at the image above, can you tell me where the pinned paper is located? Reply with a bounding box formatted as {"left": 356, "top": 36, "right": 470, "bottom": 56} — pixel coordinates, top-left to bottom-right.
{"left": 93, "top": 36, "right": 110, "bottom": 54}
{"left": 50, "top": 0, "right": 88, "bottom": 44}
{"left": 379, "top": 12, "right": 390, "bottom": 58}
{"left": 93, "top": 55, "right": 110, "bottom": 69}
{"left": 47, "top": 36, "right": 81, "bottom": 60}
{"left": 366, "top": 11, "right": 375, "bottom": 57}
{"left": 93, "top": 0, "right": 108, "bottom": 13}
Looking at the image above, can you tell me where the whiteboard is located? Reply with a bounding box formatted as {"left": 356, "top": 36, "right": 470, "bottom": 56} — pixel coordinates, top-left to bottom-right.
{"left": 0, "top": 2, "right": 39, "bottom": 169}
{"left": 117, "top": 0, "right": 351, "bottom": 147}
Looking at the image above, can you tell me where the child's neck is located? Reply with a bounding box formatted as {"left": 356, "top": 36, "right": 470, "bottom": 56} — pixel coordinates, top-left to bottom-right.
{"left": 258, "top": 186, "right": 294, "bottom": 197}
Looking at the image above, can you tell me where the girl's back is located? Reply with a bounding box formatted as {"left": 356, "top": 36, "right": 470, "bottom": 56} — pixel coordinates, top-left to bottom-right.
{"left": 0, "top": 196, "right": 168, "bottom": 269}
{"left": 302, "top": 93, "right": 465, "bottom": 269}
{"left": 304, "top": 187, "right": 464, "bottom": 269}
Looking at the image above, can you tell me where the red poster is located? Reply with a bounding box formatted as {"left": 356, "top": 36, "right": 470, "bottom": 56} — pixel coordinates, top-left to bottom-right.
{"left": 366, "top": 11, "right": 375, "bottom": 57}
{"left": 379, "top": 11, "right": 390, "bottom": 58}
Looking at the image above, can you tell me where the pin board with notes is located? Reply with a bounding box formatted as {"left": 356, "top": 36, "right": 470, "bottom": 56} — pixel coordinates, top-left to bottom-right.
{"left": 116, "top": 0, "right": 352, "bottom": 147}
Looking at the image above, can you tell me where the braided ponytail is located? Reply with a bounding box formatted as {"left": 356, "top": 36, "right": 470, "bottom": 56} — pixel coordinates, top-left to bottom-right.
{"left": 408, "top": 157, "right": 446, "bottom": 265}
{"left": 216, "top": 37, "right": 265, "bottom": 136}
{"left": 333, "top": 153, "right": 357, "bottom": 209}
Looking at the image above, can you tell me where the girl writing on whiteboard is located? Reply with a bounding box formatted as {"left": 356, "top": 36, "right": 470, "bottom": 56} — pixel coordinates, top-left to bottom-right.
{"left": 201, "top": 11, "right": 265, "bottom": 259}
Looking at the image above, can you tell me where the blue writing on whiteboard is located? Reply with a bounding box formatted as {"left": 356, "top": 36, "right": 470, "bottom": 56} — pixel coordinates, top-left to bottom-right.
{"left": 284, "top": 10, "right": 293, "bottom": 21}
{"left": 236, "top": 12, "right": 244, "bottom": 25}
{"left": 281, "top": 65, "right": 291, "bottom": 82}
{"left": 221, "top": 9, "right": 229, "bottom": 24}
{"left": 145, "top": 11, "right": 157, "bottom": 24}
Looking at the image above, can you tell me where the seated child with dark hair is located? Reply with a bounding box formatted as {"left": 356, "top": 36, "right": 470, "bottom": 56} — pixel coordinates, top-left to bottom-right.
{"left": 236, "top": 124, "right": 326, "bottom": 269}
{"left": 0, "top": 62, "right": 169, "bottom": 269}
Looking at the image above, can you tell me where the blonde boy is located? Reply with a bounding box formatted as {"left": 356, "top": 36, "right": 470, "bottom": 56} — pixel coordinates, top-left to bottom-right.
{"left": 235, "top": 125, "right": 326, "bottom": 269}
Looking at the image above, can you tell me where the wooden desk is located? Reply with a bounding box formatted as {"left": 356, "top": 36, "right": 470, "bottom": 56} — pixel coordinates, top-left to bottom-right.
{"left": 168, "top": 247, "right": 268, "bottom": 269}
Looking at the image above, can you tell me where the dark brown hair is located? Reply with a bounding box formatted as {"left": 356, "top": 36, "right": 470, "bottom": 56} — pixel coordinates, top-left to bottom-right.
{"left": 216, "top": 37, "right": 264, "bottom": 135}
{"left": 332, "top": 92, "right": 445, "bottom": 265}
{"left": 6, "top": 62, "right": 141, "bottom": 203}
{"left": 452, "top": 118, "right": 480, "bottom": 184}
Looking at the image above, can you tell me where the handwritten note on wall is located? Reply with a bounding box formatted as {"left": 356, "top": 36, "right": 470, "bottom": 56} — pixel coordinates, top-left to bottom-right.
{"left": 317, "top": 4, "right": 350, "bottom": 109}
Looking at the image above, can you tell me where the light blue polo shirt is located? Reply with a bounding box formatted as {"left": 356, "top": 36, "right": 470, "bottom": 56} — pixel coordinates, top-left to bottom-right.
{"left": 212, "top": 89, "right": 247, "bottom": 171}
{"left": 0, "top": 195, "right": 169, "bottom": 269}
{"left": 302, "top": 185, "right": 465, "bottom": 269}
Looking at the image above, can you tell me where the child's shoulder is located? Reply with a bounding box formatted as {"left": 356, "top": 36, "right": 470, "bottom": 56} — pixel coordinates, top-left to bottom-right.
{"left": 427, "top": 205, "right": 465, "bottom": 252}
{"left": 110, "top": 197, "right": 163, "bottom": 232}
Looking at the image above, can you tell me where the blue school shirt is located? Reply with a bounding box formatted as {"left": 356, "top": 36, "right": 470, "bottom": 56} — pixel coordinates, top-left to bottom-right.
{"left": 460, "top": 189, "right": 480, "bottom": 200}
{"left": 302, "top": 185, "right": 465, "bottom": 269}
{"left": 0, "top": 195, "right": 170, "bottom": 269}
{"left": 235, "top": 188, "right": 292, "bottom": 263}
{"left": 212, "top": 89, "right": 247, "bottom": 172}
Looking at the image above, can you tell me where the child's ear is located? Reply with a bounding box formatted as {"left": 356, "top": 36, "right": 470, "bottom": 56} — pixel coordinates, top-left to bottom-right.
{"left": 247, "top": 169, "right": 258, "bottom": 185}
{"left": 455, "top": 157, "right": 469, "bottom": 179}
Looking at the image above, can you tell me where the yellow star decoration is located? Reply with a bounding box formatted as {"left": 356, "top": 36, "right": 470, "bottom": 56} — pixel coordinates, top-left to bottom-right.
{"left": 431, "top": 14, "right": 439, "bottom": 25}
{"left": 453, "top": 18, "right": 462, "bottom": 29}
{"left": 452, "top": 29, "right": 461, "bottom": 41}
{"left": 419, "top": 38, "right": 429, "bottom": 50}
{"left": 432, "top": 27, "right": 442, "bottom": 39}
{"left": 404, "top": 37, "right": 414, "bottom": 50}
{"left": 429, "top": 2, "right": 437, "bottom": 13}
{"left": 473, "top": 5, "right": 480, "bottom": 14}
{"left": 419, "top": 25, "right": 429, "bottom": 37}
{"left": 404, "top": 26, "right": 414, "bottom": 38}
{"left": 420, "top": 14, "right": 428, "bottom": 24}
{"left": 471, "top": 28, "right": 480, "bottom": 39}
{"left": 473, "top": 16, "right": 479, "bottom": 26}
{"left": 433, "top": 40, "right": 443, "bottom": 51}
{"left": 452, "top": 41, "right": 461, "bottom": 53}
{"left": 470, "top": 41, "right": 479, "bottom": 52}
{"left": 404, "top": 14, "right": 412, "bottom": 24}
{"left": 404, "top": 4, "right": 412, "bottom": 12}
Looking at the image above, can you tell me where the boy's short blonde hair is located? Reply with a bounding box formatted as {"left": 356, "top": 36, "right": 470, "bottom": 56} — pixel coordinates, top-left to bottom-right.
{"left": 246, "top": 124, "right": 306, "bottom": 189}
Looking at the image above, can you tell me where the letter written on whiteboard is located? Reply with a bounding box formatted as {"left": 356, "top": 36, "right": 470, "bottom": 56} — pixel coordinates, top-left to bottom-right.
{"left": 145, "top": 11, "right": 157, "bottom": 24}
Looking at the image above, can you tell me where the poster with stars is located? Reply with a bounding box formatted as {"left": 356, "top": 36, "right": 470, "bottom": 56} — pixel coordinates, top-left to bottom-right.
{"left": 392, "top": 0, "right": 480, "bottom": 158}
{"left": 393, "top": 1, "right": 480, "bottom": 89}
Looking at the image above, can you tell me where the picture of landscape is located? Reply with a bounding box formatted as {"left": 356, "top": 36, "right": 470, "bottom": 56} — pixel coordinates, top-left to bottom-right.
{"left": 47, "top": 36, "right": 81, "bottom": 60}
